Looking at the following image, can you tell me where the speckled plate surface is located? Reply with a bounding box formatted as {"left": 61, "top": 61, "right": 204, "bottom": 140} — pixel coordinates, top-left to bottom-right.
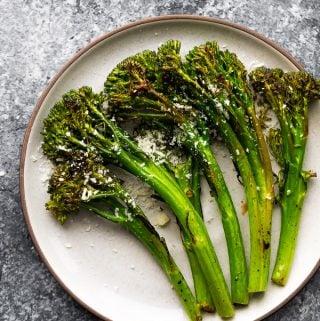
{"left": 20, "top": 16, "right": 320, "bottom": 321}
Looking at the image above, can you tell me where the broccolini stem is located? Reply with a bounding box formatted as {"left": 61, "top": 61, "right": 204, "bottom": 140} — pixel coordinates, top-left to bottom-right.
{"left": 205, "top": 83, "right": 273, "bottom": 292}
{"left": 184, "top": 85, "right": 266, "bottom": 295}
{"left": 116, "top": 147, "right": 234, "bottom": 317}
{"left": 86, "top": 204, "right": 202, "bottom": 321}
{"left": 175, "top": 159, "right": 215, "bottom": 312}
{"left": 180, "top": 231, "right": 215, "bottom": 312}
{"left": 245, "top": 108, "right": 274, "bottom": 292}
{"left": 201, "top": 104, "right": 269, "bottom": 293}
{"left": 270, "top": 104, "right": 309, "bottom": 286}
{"left": 195, "top": 138, "right": 248, "bottom": 305}
{"left": 272, "top": 163, "right": 307, "bottom": 285}
{"left": 191, "top": 158, "right": 203, "bottom": 218}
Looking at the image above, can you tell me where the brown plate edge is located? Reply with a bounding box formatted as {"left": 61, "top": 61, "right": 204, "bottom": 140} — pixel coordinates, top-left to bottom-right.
{"left": 19, "top": 14, "right": 319, "bottom": 321}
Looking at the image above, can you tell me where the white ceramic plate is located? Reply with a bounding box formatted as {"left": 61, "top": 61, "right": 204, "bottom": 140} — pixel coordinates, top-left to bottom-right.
{"left": 20, "top": 16, "right": 320, "bottom": 321}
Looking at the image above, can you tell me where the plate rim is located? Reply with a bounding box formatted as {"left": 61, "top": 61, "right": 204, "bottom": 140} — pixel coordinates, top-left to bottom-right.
{"left": 19, "top": 14, "right": 319, "bottom": 321}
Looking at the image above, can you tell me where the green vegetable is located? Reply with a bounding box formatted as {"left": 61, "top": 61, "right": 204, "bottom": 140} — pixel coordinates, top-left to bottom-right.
{"left": 155, "top": 40, "right": 274, "bottom": 293}
{"left": 46, "top": 150, "right": 201, "bottom": 321}
{"left": 175, "top": 155, "right": 215, "bottom": 312}
{"left": 104, "top": 47, "right": 248, "bottom": 305}
{"left": 133, "top": 123, "right": 214, "bottom": 312}
{"left": 249, "top": 67, "right": 320, "bottom": 285}
{"left": 42, "top": 86, "right": 234, "bottom": 318}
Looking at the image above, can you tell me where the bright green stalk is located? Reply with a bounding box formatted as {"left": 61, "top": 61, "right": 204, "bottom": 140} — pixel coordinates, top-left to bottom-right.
{"left": 192, "top": 133, "right": 248, "bottom": 304}
{"left": 249, "top": 68, "right": 320, "bottom": 285}
{"left": 174, "top": 157, "right": 215, "bottom": 312}
{"left": 116, "top": 147, "right": 234, "bottom": 317}
{"left": 190, "top": 158, "right": 203, "bottom": 217}
{"left": 132, "top": 124, "right": 214, "bottom": 312}
{"left": 98, "top": 206, "right": 202, "bottom": 321}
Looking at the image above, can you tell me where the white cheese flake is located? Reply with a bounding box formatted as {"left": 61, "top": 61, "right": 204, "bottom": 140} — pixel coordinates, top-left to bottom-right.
{"left": 153, "top": 212, "right": 171, "bottom": 227}
{"left": 81, "top": 187, "right": 93, "bottom": 201}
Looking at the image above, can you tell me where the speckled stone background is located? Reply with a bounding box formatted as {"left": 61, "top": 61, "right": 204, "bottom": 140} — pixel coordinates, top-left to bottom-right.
{"left": 1, "top": 1, "right": 319, "bottom": 320}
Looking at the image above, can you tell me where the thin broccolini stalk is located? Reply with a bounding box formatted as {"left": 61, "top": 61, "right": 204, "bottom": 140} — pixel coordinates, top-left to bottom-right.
{"left": 133, "top": 124, "right": 214, "bottom": 312}
{"left": 157, "top": 40, "right": 273, "bottom": 293}
{"left": 104, "top": 48, "right": 248, "bottom": 306}
{"left": 174, "top": 157, "right": 214, "bottom": 312}
{"left": 46, "top": 151, "right": 202, "bottom": 321}
{"left": 131, "top": 123, "right": 214, "bottom": 312}
{"left": 190, "top": 158, "right": 203, "bottom": 217}
{"left": 249, "top": 67, "right": 320, "bottom": 285}
{"left": 42, "top": 86, "right": 234, "bottom": 318}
